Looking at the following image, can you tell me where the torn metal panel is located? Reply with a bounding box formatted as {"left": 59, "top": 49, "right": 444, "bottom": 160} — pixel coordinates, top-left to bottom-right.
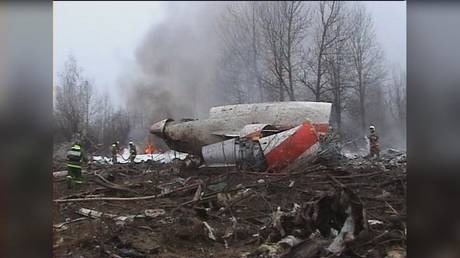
{"left": 239, "top": 124, "right": 279, "bottom": 139}
{"left": 202, "top": 138, "right": 238, "bottom": 166}
{"left": 259, "top": 126, "right": 301, "bottom": 155}
{"left": 156, "top": 119, "right": 228, "bottom": 154}
{"left": 149, "top": 118, "right": 173, "bottom": 137}
{"left": 91, "top": 150, "right": 188, "bottom": 165}
{"left": 144, "top": 209, "right": 165, "bottom": 218}
{"left": 208, "top": 101, "right": 331, "bottom": 126}
{"left": 202, "top": 122, "right": 320, "bottom": 172}
{"left": 261, "top": 122, "right": 320, "bottom": 171}
{"left": 210, "top": 130, "right": 240, "bottom": 138}
{"left": 202, "top": 137, "right": 267, "bottom": 171}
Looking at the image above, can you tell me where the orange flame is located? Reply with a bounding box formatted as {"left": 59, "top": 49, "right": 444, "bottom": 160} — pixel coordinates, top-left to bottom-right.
{"left": 144, "top": 144, "right": 156, "bottom": 154}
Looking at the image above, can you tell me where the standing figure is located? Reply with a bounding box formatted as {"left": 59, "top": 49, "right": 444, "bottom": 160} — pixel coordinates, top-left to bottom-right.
{"left": 368, "top": 125, "right": 380, "bottom": 159}
{"left": 325, "top": 126, "right": 339, "bottom": 145}
{"left": 318, "top": 126, "right": 341, "bottom": 165}
{"left": 66, "top": 142, "right": 84, "bottom": 187}
{"left": 129, "top": 142, "right": 137, "bottom": 164}
{"left": 111, "top": 141, "right": 120, "bottom": 164}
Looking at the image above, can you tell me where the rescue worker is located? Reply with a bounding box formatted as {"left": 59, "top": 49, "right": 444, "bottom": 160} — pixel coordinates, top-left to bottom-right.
{"left": 319, "top": 126, "right": 338, "bottom": 149}
{"left": 368, "top": 125, "right": 380, "bottom": 159}
{"left": 324, "top": 126, "right": 339, "bottom": 144}
{"left": 66, "top": 141, "right": 85, "bottom": 188}
{"left": 318, "top": 126, "right": 342, "bottom": 166}
{"left": 129, "top": 142, "right": 137, "bottom": 164}
{"left": 111, "top": 141, "right": 120, "bottom": 164}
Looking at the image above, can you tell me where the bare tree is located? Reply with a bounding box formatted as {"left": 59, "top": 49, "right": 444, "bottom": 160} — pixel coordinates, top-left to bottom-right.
{"left": 218, "top": 2, "right": 264, "bottom": 103}
{"left": 280, "top": 1, "right": 311, "bottom": 101}
{"left": 54, "top": 55, "right": 94, "bottom": 143}
{"left": 299, "top": 1, "right": 343, "bottom": 102}
{"left": 91, "top": 92, "right": 111, "bottom": 146}
{"left": 323, "top": 2, "right": 353, "bottom": 132}
{"left": 388, "top": 66, "right": 406, "bottom": 137}
{"left": 348, "top": 3, "right": 386, "bottom": 133}
{"left": 258, "top": 2, "right": 286, "bottom": 101}
{"left": 258, "top": 1, "right": 310, "bottom": 101}
{"left": 54, "top": 55, "right": 131, "bottom": 153}
{"left": 215, "top": 50, "right": 246, "bottom": 103}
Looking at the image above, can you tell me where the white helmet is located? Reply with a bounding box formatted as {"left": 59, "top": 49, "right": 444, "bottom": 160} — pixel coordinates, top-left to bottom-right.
{"left": 129, "top": 141, "right": 133, "bottom": 145}
{"left": 369, "top": 125, "right": 375, "bottom": 130}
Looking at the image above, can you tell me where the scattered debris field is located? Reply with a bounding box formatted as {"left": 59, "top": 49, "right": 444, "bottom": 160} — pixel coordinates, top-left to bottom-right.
{"left": 53, "top": 150, "right": 406, "bottom": 258}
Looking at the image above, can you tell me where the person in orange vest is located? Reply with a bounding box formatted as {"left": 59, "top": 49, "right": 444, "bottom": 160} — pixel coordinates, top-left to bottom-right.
{"left": 368, "top": 125, "right": 380, "bottom": 159}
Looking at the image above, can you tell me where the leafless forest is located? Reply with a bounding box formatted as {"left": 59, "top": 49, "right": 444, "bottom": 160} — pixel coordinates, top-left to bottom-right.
{"left": 53, "top": 1, "right": 406, "bottom": 153}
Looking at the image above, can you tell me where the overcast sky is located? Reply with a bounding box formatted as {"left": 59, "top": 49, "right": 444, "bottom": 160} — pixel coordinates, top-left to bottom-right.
{"left": 53, "top": 1, "right": 406, "bottom": 103}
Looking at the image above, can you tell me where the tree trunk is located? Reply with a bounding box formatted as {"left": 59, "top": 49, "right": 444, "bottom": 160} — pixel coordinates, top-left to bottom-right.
{"left": 334, "top": 86, "right": 342, "bottom": 132}
{"left": 336, "top": 61, "right": 342, "bottom": 132}
{"left": 279, "top": 79, "right": 285, "bottom": 101}
{"left": 315, "top": 49, "right": 323, "bottom": 102}
{"left": 359, "top": 76, "right": 366, "bottom": 134}
{"left": 251, "top": 3, "right": 263, "bottom": 102}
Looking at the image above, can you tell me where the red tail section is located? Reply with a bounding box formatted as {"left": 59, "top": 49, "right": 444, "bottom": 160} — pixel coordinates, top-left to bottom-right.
{"left": 263, "top": 122, "right": 319, "bottom": 172}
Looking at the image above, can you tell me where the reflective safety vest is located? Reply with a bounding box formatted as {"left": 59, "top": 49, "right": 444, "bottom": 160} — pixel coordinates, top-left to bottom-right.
{"left": 67, "top": 144, "right": 82, "bottom": 169}
{"left": 129, "top": 146, "right": 137, "bottom": 155}
{"left": 111, "top": 144, "right": 118, "bottom": 155}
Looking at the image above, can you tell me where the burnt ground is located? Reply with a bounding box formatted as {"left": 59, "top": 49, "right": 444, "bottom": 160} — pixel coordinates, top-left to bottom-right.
{"left": 53, "top": 151, "right": 406, "bottom": 258}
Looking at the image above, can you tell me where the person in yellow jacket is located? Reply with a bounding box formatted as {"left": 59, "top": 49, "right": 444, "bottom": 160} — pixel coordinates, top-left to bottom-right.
{"left": 66, "top": 142, "right": 87, "bottom": 187}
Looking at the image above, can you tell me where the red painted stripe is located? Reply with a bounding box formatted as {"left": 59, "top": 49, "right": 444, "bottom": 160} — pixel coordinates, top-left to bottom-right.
{"left": 265, "top": 122, "right": 319, "bottom": 172}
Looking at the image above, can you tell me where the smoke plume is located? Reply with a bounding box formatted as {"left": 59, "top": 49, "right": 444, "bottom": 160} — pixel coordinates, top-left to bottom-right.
{"left": 121, "top": 2, "right": 227, "bottom": 126}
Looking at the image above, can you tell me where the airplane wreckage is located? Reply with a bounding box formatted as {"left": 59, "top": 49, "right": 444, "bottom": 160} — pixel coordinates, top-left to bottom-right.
{"left": 54, "top": 101, "right": 406, "bottom": 257}
{"left": 150, "top": 101, "right": 332, "bottom": 172}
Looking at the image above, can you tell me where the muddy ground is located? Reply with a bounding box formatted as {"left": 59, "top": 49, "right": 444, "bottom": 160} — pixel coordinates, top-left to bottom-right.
{"left": 53, "top": 151, "right": 406, "bottom": 258}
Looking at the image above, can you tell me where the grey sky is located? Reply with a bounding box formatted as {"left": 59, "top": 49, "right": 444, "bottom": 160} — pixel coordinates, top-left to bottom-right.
{"left": 364, "top": 1, "right": 406, "bottom": 69}
{"left": 54, "top": 1, "right": 406, "bottom": 103}
{"left": 53, "top": 1, "right": 166, "bottom": 102}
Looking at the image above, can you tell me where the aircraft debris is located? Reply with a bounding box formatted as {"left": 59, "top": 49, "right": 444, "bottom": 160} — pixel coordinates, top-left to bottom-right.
{"left": 144, "top": 208, "right": 166, "bottom": 218}
{"left": 53, "top": 147, "right": 406, "bottom": 257}
{"left": 91, "top": 149, "right": 189, "bottom": 165}
{"left": 150, "top": 102, "right": 332, "bottom": 172}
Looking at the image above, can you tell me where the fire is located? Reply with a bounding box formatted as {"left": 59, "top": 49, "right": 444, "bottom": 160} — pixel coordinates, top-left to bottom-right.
{"left": 144, "top": 144, "right": 156, "bottom": 154}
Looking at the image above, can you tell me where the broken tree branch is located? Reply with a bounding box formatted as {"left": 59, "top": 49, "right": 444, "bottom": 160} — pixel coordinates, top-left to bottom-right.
{"left": 54, "top": 183, "right": 200, "bottom": 203}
